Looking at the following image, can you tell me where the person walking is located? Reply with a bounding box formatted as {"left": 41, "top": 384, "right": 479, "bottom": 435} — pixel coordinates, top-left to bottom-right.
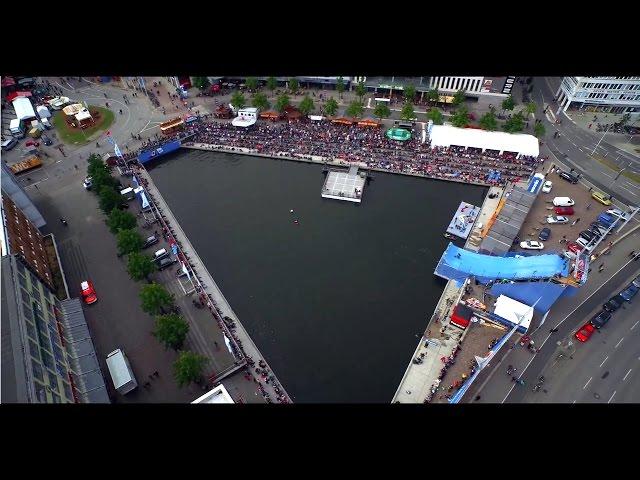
{"left": 598, "top": 263, "right": 605, "bottom": 272}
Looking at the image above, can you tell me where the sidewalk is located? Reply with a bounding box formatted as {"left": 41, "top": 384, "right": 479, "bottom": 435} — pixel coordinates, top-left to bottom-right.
{"left": 563, "top": 110, "right": 640, "bottom": 157}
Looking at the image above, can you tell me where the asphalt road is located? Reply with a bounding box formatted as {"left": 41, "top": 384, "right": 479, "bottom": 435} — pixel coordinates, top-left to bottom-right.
{"left": 470, "top": 249, "right": 640, "bottom": 403}
{"left": 522, "top": 289, "right": 640, "bottom": 403}
{"left": 532, "top": 77, "right": 640, "bottom": 206}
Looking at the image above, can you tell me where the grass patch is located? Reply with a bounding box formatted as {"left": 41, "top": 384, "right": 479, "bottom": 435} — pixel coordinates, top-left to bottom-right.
{"left": 592, "top": 154, "right": 640, "bottom": 185}
{"left": 52, "top": 106, "right": 115, "bottom": 145}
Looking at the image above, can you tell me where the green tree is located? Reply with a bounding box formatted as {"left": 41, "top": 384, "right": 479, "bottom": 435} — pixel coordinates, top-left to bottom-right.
{"left": 479, "top": 111, "right": 498, "bottom": 131}
{"left": 336, "top": 77, "right": 345, "bottom": 99}
{"left": 534, "top": 122, "right": 546, "bottom": 138}
{"left": 245, "top": 77, "right": 259, "bottom": 92}
{"left": 139, "top": 282, "right": 174, "bottom": 316}
{"left": 106, "top": 208, "right": 137, "bottom": 234}
{"left": 501, "top": 95, "right": 516, "bottom": 114}
{"left": 252, "top": 92, "right": 270, "bottom": 111}
{"left": 451, "top": 106, "right": 470, "bottom": 128}
{"left": 404, "top": 85, "right": 416, "bottom": 102}
{"left": 126, "top": 251, "right": 157, "bottom": 282}
{"left": 192, "top": 77, "right": 210, "bottom": 90}
{"left": 98, "top": 185, "right": 121, "bottom": 213}
{"left": 230, "top": 91, "right": 246, "bottom": 111}
{"left": 323, "top": 98, "right": 339, "bottom": 117}
{"left": 355, "top": 81, "right": 367, "bottom": 100}
{"left": 427, "top": 107, "right": 444, "bottom": 125}
{"left": 116, "top": 228, "right": 144, "bottom": 256}
{"left": 345, "top": 101, "right": 364, "bottom": 119}
{"left": 452, "top": 89, "right": 466, "bottom": 106}
{"left": 503, "top": 111, "right": 525, "bottom": 133}
{"left": 298, "top": 96, "right": 315, "bottom": 116}
{"left": 288, "top": 77, "right": 299, "bottom": 92}
{"left": 373, "top": 102, "right": 391, "bottom": 122}
{"left": 266, "top": 76, "right": 278, "bottom": 91}
{"left": 401, "top": 102, "right": 415, "bottom": 121}
{"left": 173, "top": 350, "right": 208, "bottom": 388}
{"left": 275, "top": 94, "right": 290, "bottom": 113}
{"left": 525, "top": 102, "right": 537, "bottom": 117}
{"left": 153, "top": 313, "right": 190, "bottom": 351}
{"left": 427, "top": 88, "right": 440, "bottom": 105}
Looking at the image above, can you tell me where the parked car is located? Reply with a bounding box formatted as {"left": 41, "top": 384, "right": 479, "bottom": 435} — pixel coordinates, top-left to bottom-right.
{"left": 567, "top": 241, "right": 584, "bottom": 254}
{"left": 606, "top": 208, "right": 628, "bottom": 220}
{"left": 559, "top": 171, "right": 579, "bottom": 183}
{"left": 142, "top": 235, "right": 159, "bottom": 249}
{"left": 590, "top": 310, "right": 612, "bottom": 329}
{"left": 603, "top": 294, "right": 625, "bottom": 313}
{"left": 575, "top": 322, "right": 596, "bottom": 342}
{"left": 1, "top": 138, "right": 19, "bottom": 151}
{"left": 552, "top": 197, "right": 575, "bottom": 207}
{"left": 579, "top": 230, "right": 596, "bottom": 242}
{"left": 156, "top": 256, "right": 177, "bottom": 271}
{"left": 555, "top": 206, "right": 574, "bottom": 215}
{"left": 538, "top": 228, "right": 551, "bottom": 241}
{"left": 586, "top": 227, "right": 603, "bottom": 239}
{"left": 620, "top": 283, "right": 639, "bottom": 302}
{"left": 633, "top": 275, "right": 640, "bottom": 288}
{"left": 542, "top": 181, "right": 553, "bottom": 193}
{"left": 42, "top": 135, "right": 53, "bottom": 146}
{"left": 83, "top": 176, "right": 93, "bottom": 190}
{"left": 591, "top": 191, "right": 612, "bottom": 205}
{"left": 80, "top": 280, "right": 98, "bottom": 305}
{"left": 589, "top": 222, "right": 610, "bottom": 235}
{"left": 576, "top": 237, "right": 595, "bottom": 252}
{"left": 520, "top": 240, "right": 544, "bottom": 250}
{"left": 547, "top": 215, "right": 569, "bottom": 224}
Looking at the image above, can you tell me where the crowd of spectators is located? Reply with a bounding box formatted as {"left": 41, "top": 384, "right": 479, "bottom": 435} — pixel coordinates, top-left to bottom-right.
{"left": 182, "top": 120, "right": 543, "bottom": 186}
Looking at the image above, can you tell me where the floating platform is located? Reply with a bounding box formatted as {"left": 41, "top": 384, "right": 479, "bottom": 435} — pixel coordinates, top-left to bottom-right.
{"left": 386, "top": 128, "right": 412, "bottom": 141}
{"left": 321, "top": 166, "right": 366, "bottom": 203}
{"left": 445, "top": 201, "right": 480, "bottom": 239}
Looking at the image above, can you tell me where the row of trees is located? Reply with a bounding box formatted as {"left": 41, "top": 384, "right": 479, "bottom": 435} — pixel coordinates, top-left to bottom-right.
{"left": 87, "top": 155, "right": 210, "bottom": 387}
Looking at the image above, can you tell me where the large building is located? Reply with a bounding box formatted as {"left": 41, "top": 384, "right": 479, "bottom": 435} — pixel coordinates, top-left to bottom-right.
{"left": 555, "top": 76, "right": 640, "bottom": 115}
{"left": 360, "top": 76, "right": 516, "bottom": 100}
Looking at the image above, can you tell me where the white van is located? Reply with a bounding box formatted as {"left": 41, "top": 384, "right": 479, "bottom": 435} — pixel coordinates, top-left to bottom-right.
{"left": 106, "top": 349, "right": 138, "bottom": 395}
{"left": 552, "top": 197, "right": 575, "bottom": 207}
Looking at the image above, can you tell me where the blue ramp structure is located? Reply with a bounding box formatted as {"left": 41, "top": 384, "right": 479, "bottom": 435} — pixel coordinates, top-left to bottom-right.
{"left": 434, "top": 243, "right": 571, "bottom": 284}
{"left": 138, "top": 140, "right": 182, "bottom": 164}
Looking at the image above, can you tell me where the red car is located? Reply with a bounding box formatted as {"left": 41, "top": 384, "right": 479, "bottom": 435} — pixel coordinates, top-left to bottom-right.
{"left": 80, "top": 280, "right": 98, "bottom": 305}
{"left": 555, "top": 206, "right": 574, "bottom": 215}
{"left": 567, "top": 241, "right": 584, "bottom": 254}
{"left": 575, "top": 322, "right": 595, "bottom": 342}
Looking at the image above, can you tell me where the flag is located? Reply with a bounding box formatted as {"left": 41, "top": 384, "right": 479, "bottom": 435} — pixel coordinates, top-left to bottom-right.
{"left": 114, "top": 143, "right": 123, "bottom": 158}
{"left": 223, "top": 335, "right": 234, "bottom": 356}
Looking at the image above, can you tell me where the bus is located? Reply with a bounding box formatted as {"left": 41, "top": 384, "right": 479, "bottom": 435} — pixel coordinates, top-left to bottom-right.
{"left": 159, "top": 117, "right": 185, "bottom": 136}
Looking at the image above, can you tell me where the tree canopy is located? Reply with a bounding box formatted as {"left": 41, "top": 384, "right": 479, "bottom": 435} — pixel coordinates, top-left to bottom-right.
{"left": 427, "top": 107, "right": 444, "bottom": 125}
{"left": 373, "top": 102, "right": 390, "bottom": 121}
{"left": 230, "top": 92, "right": 246, "bottom": 110}
{"left": 404, "top": 85, "right": 416, "bottom": 102}
{"left": 501, "top": 95, "right": 516, "bottom": 112}
{"left": 355, "top": 81, "right": 367, "bottom": 99}
{"left": 154, "top": 313, "right": 190, "bottom": 351}
{"left": 345, "top": 101, "right": 364, "bottom": 119}
{"left": 266, "top": 76, "right": 278, "bottom": 91}
{"left": 503, "top": 111, "right": 525, "bottom": 133}
{"left": 127, "top": 251, "right": 157, "bottom": 282}
{"left": 323, "top": 98, "right": 339, "bottom": 117}
{"left": 427, "top": 88, "right": 440, "bottom": 104}
{"left": 139, "top": 283, "right": 174, "bottom": 315}
{"left": 452, "top": 89, "right": 466, "bottom": 106}
{"left": 192, "top": 77, "right": 210, "bottom": 90}
{"left": 288, "top": 78, "right": 299, "bottom": 92}
{"left": 106, "top": 208, "right": 137, "bottom": 234}
{"left": 401, "top": 102, "right": 415, "bottom": 121}
{"left": 298, "top": 96, "right": 315, "bottom": 116}
{"left": 336, "top": 77, "right": 345, "bottom": 97}
{"left": 173, "top": 351, "right": 208, "bottom": 387}
{"left": 98, "top": 185, "right": 122, "bottom": 214}
{"left": 116, "top": 228, "right": 143, "bottom": 256}
{"left": 275, "top": 94, "right": 290, "bottom": 113}
{"left": 534, "top": 122, "right": 546, "bottom": 138}
{"left": 252, "top": 92, "right": 270, "bottom": 111}
{"left": 245, "top": 77, "right": 259, "bottom": 91}
{"left": 479, "top": 111, "right": 498, "bottom": 131}
{"left": 450, "top": 106, "right": 470, "bottom": 128}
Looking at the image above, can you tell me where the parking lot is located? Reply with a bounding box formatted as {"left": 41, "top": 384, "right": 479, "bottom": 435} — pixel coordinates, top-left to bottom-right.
{"left": 513, "top": 168, "right": 611, "bottom": 254}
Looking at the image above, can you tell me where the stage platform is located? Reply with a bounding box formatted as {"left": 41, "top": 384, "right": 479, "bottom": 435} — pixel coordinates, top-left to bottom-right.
{"left": 321, "top": 166, "right": 366, "bottom": 203}
{"left": 446, "top": 201, "right": 480, "bottom": 239}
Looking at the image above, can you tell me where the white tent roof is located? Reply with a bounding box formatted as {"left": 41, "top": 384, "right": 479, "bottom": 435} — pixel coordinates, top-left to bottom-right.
{"left": 429, "top": 125, "right": 540, "bottom": 157}
{"left": 36, "top": 105, "right": 51, "bottom": 118}
{"left": 191, "top": 384, "right": 235, "bottom": 404}
{"left": 75, "top": 109, "right": 92, "bottom": 121}
{"left": 12, "top": 97, "right": 37, "bottom": 121}
{"left": 232, "top": 117, "right": 257, "bottom": 127}
{"left": 493, "top": 295, "right": 534, "bottom": 330}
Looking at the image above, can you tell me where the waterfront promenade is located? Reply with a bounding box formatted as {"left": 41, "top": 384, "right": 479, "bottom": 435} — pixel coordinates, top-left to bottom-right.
{"left": 134, "top": 165, "right": 291, "bottom": 403}
{"left": 392, "top": 185, "right": 504, "bottom": 403}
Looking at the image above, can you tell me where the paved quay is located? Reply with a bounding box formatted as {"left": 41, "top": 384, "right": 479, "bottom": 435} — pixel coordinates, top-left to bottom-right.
{"left": 133, "top": 165, "right": 291, "bottom": 403}
{"left": 182, "top": 143, "right": 490, "bottom": 187}
{"left": 392, "top": 185, "right": 504, "bottom": 403}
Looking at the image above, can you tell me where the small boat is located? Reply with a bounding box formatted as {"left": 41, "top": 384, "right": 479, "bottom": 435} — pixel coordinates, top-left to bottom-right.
{"left": 444, "top": 233, "right": 456, "bottom": 240}
{"left": 294, "top": 219, "right": 299, "bottom": 224}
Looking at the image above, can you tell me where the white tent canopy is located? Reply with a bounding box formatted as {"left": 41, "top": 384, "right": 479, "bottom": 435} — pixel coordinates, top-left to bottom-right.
{"left": 12, "top": 97, "right": 37, "bottom": 121}
{"left": 493, "top": 295, "right": 534, "bottom": 331}
{"left": 429, "top": 125, "right": 539, "bottom": 158}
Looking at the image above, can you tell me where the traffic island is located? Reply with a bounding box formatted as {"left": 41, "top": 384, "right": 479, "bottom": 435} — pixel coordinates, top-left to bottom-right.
{"left": 51, "top": 106, "right": 115, "bottom": 145}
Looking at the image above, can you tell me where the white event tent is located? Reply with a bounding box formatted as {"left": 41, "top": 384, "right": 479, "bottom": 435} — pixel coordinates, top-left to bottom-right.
{"left": 429, "top": 125, "right": 540, "bottom": 158}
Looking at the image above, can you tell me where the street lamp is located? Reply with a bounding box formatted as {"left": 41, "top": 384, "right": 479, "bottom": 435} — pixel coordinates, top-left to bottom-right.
{"left": 590, "top": 124, "right": 610, "bottom": 155}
